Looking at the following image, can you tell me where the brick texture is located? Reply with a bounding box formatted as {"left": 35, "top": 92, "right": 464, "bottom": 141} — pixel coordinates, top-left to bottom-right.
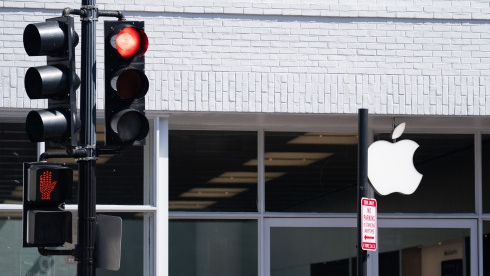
{"left": 2, "top": 0, "right": 490, "bottom": 115}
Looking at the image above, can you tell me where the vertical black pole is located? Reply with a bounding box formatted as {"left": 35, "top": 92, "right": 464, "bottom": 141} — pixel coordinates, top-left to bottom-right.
{"left": 78, "top": 1, "right": 97, "bottom": 276}
{"left": 357, "top": 108, "right": 368, "bottom": 276}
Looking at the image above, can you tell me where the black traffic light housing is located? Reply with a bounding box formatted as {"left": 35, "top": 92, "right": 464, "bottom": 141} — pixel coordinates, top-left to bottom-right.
{"left": 23, "top": 16, "right": 80, "bottom": 146}
{"left": 22, "top": 162, "right": 73, "bottom": 247}
{"left": 104, "top": 20, "right": 149, "bottom": 146}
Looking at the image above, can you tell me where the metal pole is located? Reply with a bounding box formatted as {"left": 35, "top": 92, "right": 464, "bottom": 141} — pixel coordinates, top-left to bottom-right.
{"left": 78, "top": 1, "right": 97, "bottom": 275}
{"left": 357, "top": 108, "right": 368, "bottom": 276}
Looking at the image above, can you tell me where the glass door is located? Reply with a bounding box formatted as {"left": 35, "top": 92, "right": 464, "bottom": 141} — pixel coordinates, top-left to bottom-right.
{"left": 265, "top": 218, "right": 477, "bottom": 276}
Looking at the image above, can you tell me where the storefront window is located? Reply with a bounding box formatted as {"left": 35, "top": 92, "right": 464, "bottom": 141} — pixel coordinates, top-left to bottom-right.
{"left": 376, "top": 134, "right": 474, "bottom": 213}
{"left": 169, "top": 130, "right": 258, "bottom": 212}
{"left": 0, "top": 123, "right": 38, "bottom": 205}
{"left": 482, "top": 135, "right": 490, "bottom": 213}
{"left": 0, "top": 212, "right": 77, "bottom": 275}
{"left": 271, "top": 227, "right": 357, "bottom": 275}
{"left": 169, "top": 220, "right": 258, "bottom": 276}
{"left": 265, "top": 132, "right": 358, "bottom": 212}
{"left": 378, "top": 227, "right": 470, "bottom": 276}
{"left": 45, "top": 125, "right": 146, "bottom": 205}
{"left": 0, "top": 212, "right": 143, "bottom": 276}
{"left": 484, "top": 221, "right": 490, "bottom": 276}
{"left": 270, "top": 226, "right": 471, "bottom": 276}
{"left": 97, "top": 213, "right": 144, "bottom": 276}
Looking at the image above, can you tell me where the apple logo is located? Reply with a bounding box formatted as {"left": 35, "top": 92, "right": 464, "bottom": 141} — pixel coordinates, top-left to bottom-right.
{"left": 368, "top": 123, "right": 423, "bottom": 195}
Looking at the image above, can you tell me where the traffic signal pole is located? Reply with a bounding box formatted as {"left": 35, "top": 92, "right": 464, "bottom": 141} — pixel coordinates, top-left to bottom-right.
{"left": 77, "top": 2, "right": 97, "bottom": 275}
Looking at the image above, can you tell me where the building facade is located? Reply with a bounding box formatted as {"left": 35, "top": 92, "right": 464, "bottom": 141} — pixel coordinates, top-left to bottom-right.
{"left": 1, "top": 0, "right": 490, "bottom": 275}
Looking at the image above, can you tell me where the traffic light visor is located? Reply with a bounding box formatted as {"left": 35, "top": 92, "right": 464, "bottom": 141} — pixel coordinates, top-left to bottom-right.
{"left": 110, "top": 67, "right": 149, "bottom": 100}
{"left": 23, "top": 21, "right": 78, "bottom": 57}
{"left": 111, "top": 26, "right": 148, "bottom": 58}
{"left": 25, "top": 65, "right": 69, "bottom": 100}
{"left": 25, "top": 109, "right": 69, "bottom": 142}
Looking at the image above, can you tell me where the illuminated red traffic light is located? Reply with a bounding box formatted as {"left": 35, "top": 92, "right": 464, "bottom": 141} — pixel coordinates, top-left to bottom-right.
{"left": 115, "top": 26, "right": 148, "bottom": 58}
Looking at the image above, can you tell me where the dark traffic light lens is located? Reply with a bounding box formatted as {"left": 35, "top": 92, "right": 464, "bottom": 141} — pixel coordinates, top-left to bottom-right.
{"left": 111, "top": 67, "right": 149, "bottom": 100}
{"left": 110, "top": 109, "right": 149, "bottom": 144}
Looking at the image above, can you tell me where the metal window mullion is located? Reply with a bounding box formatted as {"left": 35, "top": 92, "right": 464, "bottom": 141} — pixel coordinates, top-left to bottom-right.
{"left": 154, "top": 116, "right": 169, "bottom": 276}
{"left": 475, "top": 131, "right": 484, "bottom": 276}
{"left": 258, "top": 129, "right": 265, "bottom": 276}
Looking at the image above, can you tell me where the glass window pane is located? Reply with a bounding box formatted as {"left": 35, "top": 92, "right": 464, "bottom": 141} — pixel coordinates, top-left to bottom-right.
{"left": 265, "top": 132, "right": 358, "bottom": 212}
{"left": 482, "top": 135, "right": 490, "bottom": 213}
{"left": 271, "top": 227, "right": 357, "bottom": 276}
{"left": 95, "top": 146, "right": 145, "bottom": 205}
{"left": 0, "top": 212, "right": 76, "bottom": 275}
{"left": 272, "top": 226, "right": 470, "bottom": 276}
{"left": 46, "top": 125, "right": 146, "bottom": 205}
{"left": 0, "top": 123, "right": 38, "bottom": 204}
{"left": 0, "top": 212, "right": 144, "bottom": 276}
{"left": 169, "top": 130, "right": 258, "bottom": 212}
{"left": 484, "top": 221, "right": 490, "bottom": 276}
{"left": 97, "top": 213, "right": 144, "bottom": 276}
{"left": 376, "top": 134, "right": 474, "bottom": 213}
{"left": 379, "top": 228, "right": 470, "bottom": 276}
{"left": 169, "top": 220, "right": 258, "bottom": 276}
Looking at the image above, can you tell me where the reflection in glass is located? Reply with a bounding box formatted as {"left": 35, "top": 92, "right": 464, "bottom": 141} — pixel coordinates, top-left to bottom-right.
{"left": 378, "top": 228, "right": 470, "bottom": 276}
{"left": 97, "top": 213, "right": 144, "bottom": 276}
{"left": 271, "top": 226, "right": 470, "bottom": 276}
{"left": 0, "top": 212, "right": 76, "bottom": 275}
{"left": 265, "top": 132, "right": 358, "bottom": 212}
{"left": 376, "top": 134, "right": 474, "bottom": 213}
{"left": 0, "top": 123, "right": 38, "bottom": 204}
{"left": 169, "top": 220, "right": 258, "bottom": 276}
{"left": 45, "top": 124, "right": 145, "bottom": 205}
{"left": 482, "top": 135, "right": 490, "bottom": 213}
{"left": 0, "top": 212, "right": 144, "bottom": 276}
{"left": 169, "top": 131, "right": 258, "bottom": 212}
{"left": 484, "top": 221, "right": 490, "bottom": 276}
{"left": 271, "top": 227, "right": 357, "bottom": 276}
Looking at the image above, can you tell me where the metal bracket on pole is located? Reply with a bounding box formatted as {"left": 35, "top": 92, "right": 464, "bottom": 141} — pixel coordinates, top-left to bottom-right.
{"left": 38, "top": 247, "right": 75, "bottom": 256}
{"left": 98, "top": 10, "right": 125, "bottom": 21}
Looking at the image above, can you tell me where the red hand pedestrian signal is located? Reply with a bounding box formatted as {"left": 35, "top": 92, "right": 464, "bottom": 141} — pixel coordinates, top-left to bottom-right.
{"left": 39, "top": 170, "right": 58, "bottom": 200}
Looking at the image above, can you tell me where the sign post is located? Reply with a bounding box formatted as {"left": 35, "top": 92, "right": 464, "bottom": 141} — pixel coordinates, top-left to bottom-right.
{"left": 357, "top": 108, "right": 369, "bottom": 276}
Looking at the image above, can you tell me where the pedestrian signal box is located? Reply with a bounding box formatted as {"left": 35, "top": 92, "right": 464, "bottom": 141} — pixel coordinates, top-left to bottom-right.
{"left": 23, "top": 162, "right": 73, "bottom": 247}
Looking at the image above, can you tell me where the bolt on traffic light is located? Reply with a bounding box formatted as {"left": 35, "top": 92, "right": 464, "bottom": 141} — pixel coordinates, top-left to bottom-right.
{"left": 23, "top": 16, "right": 80, "bottom": 146}
{"left": 23, "top": 162, "right": 73, "bottom": 247}
{"left": 104, "top": 20, "right": 149, "bottom": 146}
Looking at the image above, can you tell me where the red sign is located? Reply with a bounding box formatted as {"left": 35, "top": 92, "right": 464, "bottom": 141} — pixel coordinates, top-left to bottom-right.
{"left": 361, "top": 197, "right": 377, "bottom": 251}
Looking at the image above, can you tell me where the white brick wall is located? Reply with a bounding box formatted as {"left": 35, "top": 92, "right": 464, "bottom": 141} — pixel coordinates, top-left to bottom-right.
{"left": 2, "top": 0, "right": 490, "bottom": 115}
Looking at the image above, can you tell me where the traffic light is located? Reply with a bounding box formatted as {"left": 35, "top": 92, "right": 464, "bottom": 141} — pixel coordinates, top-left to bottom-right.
{"left": 23, "top": 16, "right": 80, "bottom": 146}
{"left": 22, "top": 162, "right": 73, "bottom": 247}
{"left": 104, "top": 20, "right": 149, "bottom": 146}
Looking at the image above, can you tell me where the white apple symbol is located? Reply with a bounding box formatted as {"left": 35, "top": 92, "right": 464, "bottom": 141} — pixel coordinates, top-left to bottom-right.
{"left": 368, "top": 123, "right": 423, "bottom": 195}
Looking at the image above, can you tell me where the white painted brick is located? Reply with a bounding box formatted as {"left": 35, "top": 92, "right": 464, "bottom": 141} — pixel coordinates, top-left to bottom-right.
{"left": 1, "top": 1, "right": 490, "bottom": 116}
